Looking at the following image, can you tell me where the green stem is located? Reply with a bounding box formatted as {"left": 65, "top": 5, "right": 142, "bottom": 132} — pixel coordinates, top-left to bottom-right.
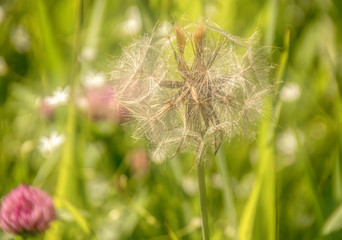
{"left": 216, "top": 147, "right": 238, "bottom": 240}
{"left": 197, "top": 162, "right": 210, "bottom": 240}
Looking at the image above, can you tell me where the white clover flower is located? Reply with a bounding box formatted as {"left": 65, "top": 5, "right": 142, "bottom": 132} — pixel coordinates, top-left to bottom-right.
{"left": 111, "top": 20, "right": 272, "bottom": 163}
{"left": 38, "top": 132, "right": 65, "bottom": 154}
{"left": 82, "top": 70, "right": 106, "bottom": 88}
{"left": 44, "top": 86, "right": 70, "bottom": 107}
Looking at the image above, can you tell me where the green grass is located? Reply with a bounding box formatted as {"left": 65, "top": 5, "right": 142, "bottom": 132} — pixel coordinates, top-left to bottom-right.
{"left": 1, "top": 0, "right": 342, "bottom": 239}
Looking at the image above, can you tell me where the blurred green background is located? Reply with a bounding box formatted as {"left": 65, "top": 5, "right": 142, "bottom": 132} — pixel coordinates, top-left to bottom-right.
{"left": 0, "top": 0, "right": 342, "bottom": 239}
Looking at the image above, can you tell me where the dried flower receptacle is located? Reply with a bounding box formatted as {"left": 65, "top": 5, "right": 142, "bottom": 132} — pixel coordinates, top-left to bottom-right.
{"left": 111, "top": 21, "right": 272, "bottom": 163}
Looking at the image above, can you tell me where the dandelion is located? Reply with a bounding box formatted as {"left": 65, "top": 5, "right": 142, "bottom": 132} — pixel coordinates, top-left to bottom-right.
{"left": 111, "top": 20, "right": 272, "bottom": 163}
{"left": 0, "top": 184, "right": 56, "bottom": 235}
{"left": 111, "top": 20, "right": 272, "bottom": 239}
{"left": 38, "top": 131, "right": 65, "bottom": 154}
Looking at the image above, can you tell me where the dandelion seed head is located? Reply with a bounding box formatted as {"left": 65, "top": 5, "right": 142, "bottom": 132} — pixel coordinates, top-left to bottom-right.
{"left": 111, "top": 20, "right": 272, "bottom": 162}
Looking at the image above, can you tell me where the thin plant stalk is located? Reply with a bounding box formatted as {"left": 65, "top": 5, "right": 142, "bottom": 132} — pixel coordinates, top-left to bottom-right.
{"left": 197, "top": 162, "right": 210, "bottom": 240}
{"left": 48, "top": 1, "right": 84, "bottom": 239}
{"left": 216, "top": 147, "right": 238, "bottom": 240}
{"left": 56, "top": 0, "right": 84, "bottom": 205}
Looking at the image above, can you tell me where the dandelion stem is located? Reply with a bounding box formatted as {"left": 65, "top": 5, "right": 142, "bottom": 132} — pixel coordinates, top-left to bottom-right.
{"left": 197, "top": 162, "right": 210, "bottom": 240}
{"left": 216, "top": 147, "right": 238, "bottom": 240}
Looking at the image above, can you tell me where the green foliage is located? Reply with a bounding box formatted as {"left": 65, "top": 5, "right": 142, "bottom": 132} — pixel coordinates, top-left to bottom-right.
{"left": 0, "top": 0, "right": 342, "bottom": 239}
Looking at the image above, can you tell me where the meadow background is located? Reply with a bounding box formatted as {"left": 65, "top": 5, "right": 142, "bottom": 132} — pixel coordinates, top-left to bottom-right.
{"left": 0, "top": 0, "right": 342, "bottom": 239}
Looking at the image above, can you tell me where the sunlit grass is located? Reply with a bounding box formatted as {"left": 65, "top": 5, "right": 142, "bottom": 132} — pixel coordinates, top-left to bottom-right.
{"left": 0, "top": 0, "right": 342, "bottom": 239}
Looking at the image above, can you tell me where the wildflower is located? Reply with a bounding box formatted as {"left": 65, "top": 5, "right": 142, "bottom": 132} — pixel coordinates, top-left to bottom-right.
{"left": 44, "top": 86, "right": 70, "bottom": 107}
{"left": 38, "top": 131, "right": 65, "bottom": 154}
{"left": 38, "top": 87, "right": 70, "bottom": 119}
{"left": 82, "top": 71, "right": 106, "bottom": 88}
{"left": 78, "top": 71, "right": 128, "bottom": 121}
{"left": 111, "top": 21, "right": 272, "bottom": 163}
{"left": 84, "top": 84, "right": 129, "bottom": 122}
{"left": 0, "top": 184, "right": 56, "bottom": 234}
